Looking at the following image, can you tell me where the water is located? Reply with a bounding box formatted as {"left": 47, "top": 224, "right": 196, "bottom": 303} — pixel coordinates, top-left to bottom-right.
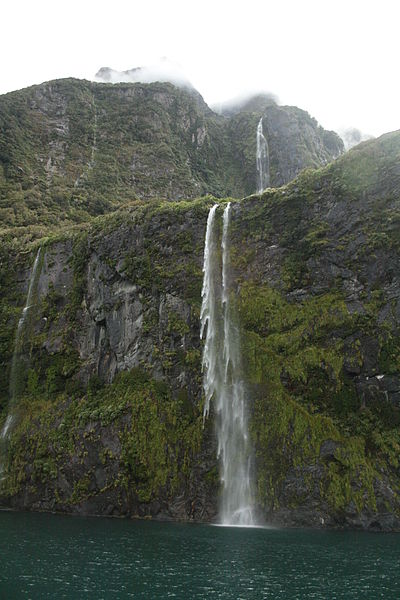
{"left": 8, "top": 248, "right": 42, "bottom": 406}
{"left": 1, "top": 248, "right": 42, "bottom": 466}
{"left": 256, "top": 117, "right": 270, "bottom": 193}
{"left": 218, "top": 203, "right": 255, "bottom": 525}
{"left": 0, "top": 415, "right": 14, "bottom": 440}
{"left": 0, "top": 512, "right": 399, "bottom": 599}
{"left": 200, "top": 204, "right": 220, "bottom": 421}
{"left": 201, "top": 204, "right": 255, "bottom": 526}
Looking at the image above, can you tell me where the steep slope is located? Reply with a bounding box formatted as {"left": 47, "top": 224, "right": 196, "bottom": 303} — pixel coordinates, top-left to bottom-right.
{"left": 0, "top": 78, "right": 220, "bottom": 228}
{"left": 262, "top": 104, "right": 343, "bottom": 186}
{"left": 0, "top": 79, "right": 343, "bottom": 231}
{"left": 0, "top": 131, "right": 399, "bottom": 529}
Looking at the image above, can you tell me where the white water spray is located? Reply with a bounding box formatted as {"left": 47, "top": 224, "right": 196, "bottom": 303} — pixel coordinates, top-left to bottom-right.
{"left": 256, "top": 117, "right": 270, "bottom": 194}
{"left": 1, "top": 248, "right": 42, "bottom": 470}
{"left": 201, "top": 203, "right": 256, "bottom": 526}
{"left": 200, "top": 204, "right": 220, "bottom": 421}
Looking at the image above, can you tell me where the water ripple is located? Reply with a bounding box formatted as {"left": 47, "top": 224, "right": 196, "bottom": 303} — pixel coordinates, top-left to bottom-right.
{"left": 0, "top": 512, "right": 399, "bottom": 599}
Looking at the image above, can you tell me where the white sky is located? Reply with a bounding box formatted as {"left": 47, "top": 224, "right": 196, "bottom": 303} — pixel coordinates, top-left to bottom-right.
{"left": 1, "top": 0, "right": 399, "bottom": 137}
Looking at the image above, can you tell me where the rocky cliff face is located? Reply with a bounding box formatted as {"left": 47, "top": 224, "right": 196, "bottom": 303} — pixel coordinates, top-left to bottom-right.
{"left": 0, "top": 131, "right": 400, "bottom": 530}
{"left": 0, "top": 79, "right": 343, "bottom": 229}
{"left": 262, "top": 104, "right": 343, "bottom": 187}
{"left": 0, "top": 200, "right": 218, "bottom": 520}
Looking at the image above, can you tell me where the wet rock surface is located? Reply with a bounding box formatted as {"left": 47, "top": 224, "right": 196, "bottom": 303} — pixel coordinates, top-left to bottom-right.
{"left": 1, "top": 131, "right": 400, "bottom": 530}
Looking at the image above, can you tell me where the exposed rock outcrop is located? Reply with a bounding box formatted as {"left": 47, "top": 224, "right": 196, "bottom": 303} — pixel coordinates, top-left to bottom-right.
{"left": 0, "top": 78, "right": 343, "bottom": 229}
{"left": 0, "top": 131, "right": 399, "bottom": 529}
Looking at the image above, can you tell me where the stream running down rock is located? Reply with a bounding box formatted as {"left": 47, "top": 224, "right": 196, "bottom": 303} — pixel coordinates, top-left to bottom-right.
{"left": 0, "top": 248, "right": 42, "bottom": 474}
{"left": 256, "top": 116, "right": 270, "bottom": 193}
{"left": 201, "top": 203, "right": 256, "bottom": 526}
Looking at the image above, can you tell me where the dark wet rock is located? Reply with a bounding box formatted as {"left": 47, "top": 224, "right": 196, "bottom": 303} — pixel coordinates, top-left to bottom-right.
{"left": 1, "top": 131, "right": 400, "bottom": 530}
{"left": 319, "top": 440, "right": 341, "bottom": 462}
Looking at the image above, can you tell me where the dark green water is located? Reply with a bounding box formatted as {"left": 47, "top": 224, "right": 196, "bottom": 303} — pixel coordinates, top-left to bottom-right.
{"left": 1, "top": 511, "right": 399, "bottom": 599}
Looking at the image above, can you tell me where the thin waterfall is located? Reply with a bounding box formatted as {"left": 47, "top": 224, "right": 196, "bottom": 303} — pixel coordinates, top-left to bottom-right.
{"left": 256, "top": 116, "right": 270, "bottom": 194}
{"left": 200, "top": 203, "right": 256, "bottom": 526}
{"left": 218, "top": 203, "right": 255, "bottom": 525}
{"left": 0, "top": 248, "right": 42, "bottom": 471}
{"left": 200, "top": 204, "right": 220, "bottom": 421}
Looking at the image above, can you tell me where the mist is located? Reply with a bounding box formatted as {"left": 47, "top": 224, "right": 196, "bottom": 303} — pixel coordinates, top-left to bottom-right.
{"left": 339, "top": 128, "right": 374, "bottom": 151}
{"left": 1, "top": 0, "right": 399, "bottom": 139}
{"left": 93, "top": 58, "right": 380, "bottom": 149}
{"left": 95, "top": 58, "right": 193, "bottom": 89}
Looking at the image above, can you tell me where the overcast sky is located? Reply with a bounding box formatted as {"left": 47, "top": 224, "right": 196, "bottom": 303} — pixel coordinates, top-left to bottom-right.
{"left": 2, "top": 0, "right": 399, "bottom": 137}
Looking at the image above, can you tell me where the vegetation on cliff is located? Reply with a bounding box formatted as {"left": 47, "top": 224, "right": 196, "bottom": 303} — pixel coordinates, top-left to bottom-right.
{"left": 3, "top": 369, "right": 207, "bottom": 513}
{"left": 0, "top": 78, "right": 342, "bottom": 232}
{"left": 0, "top": 74, "right": 399, "bottom": 528}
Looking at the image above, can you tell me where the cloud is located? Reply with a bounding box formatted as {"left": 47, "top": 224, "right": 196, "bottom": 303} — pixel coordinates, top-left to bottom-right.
{"left": 211, "top": 91, "right": 279, "bottom": 116}
{"left": 95, "top": 57, "right": 193, "bottom": 89}
{"left": 339, "top": 128, "right": 374, "bottom": 151}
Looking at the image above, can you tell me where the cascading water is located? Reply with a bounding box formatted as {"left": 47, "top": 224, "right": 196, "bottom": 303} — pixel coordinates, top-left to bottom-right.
{"left": 0, "top": 248, "right": 42, "bottom": 474}
{"left": 200, "top": 204, "right": 220, "bottom": 421}
{"left": 201, "top": 203, "right": 256, "bottom": 526}
{"left": 218, "top": 203, "right": 255, "bottom": 525}
{"left": 256, "top": 116, "right": 270, "bottom": 194}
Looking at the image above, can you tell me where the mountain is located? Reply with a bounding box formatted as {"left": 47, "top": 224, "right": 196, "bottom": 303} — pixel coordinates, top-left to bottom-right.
{"left": 0, "top": 78, "right": 343, "bottom": 231}
{"left": 1, "top": 129, "right": 400, "bottom": 530}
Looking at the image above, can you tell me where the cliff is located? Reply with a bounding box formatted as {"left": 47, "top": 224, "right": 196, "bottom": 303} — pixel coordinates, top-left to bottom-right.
{"left": 1, "top": 130, "right": 400, "bottom": 530}
{"left": 0, "top": 78, "right": 343, "bottom": 230}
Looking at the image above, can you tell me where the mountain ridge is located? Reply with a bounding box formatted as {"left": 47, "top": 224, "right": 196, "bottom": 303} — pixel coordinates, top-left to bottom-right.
{"left": 0, "top": 77, "right": 343, "bottom": 231}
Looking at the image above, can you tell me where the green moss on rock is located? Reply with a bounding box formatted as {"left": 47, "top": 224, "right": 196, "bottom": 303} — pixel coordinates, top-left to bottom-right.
{"left": 1, "top": 369, "right": 203, "bottom": 508}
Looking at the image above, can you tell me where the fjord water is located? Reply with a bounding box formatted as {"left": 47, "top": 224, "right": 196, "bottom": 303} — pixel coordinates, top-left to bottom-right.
{"left": 256, "top": 117, "right": 270, "bottom": 193}
{"left": 201, "top": 204, "right": 255, "bottom": 526}
{"left": 1, "top": 512, "right": 399, "bottom": 599}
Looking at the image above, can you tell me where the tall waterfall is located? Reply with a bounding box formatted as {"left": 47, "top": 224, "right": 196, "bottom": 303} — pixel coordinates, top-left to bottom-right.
{"left": 256, "top": 116, "right": 270, "bottom": 194}
{"left": 1, "top": 248, "right": 42, "bottom": 469}
{"left": 200, "top": 204, "right": 220, "bottom": 421}
{"left": 201, "top": 203, "right": 255, "bottom": 526}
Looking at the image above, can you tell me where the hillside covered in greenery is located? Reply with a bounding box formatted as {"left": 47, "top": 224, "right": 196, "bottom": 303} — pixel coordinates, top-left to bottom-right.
{"left": 0, "top": 76, "right": 399, "bottom": 530}
{"left": 0, "top": 78, "right": 342, "bottom": 232}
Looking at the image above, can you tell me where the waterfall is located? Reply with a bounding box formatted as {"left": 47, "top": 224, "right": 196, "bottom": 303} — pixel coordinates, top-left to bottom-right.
{"left": 200, "top": 204, "right": 221, "bottom": 420}
{"left": 0, "top": 248, "right": 42, "bottom": 471}
{"left": 256, "top": 116, "right": 270, "bottom": 194}
{"left": 200, "top": 203, "right": 256, "bottom": 526}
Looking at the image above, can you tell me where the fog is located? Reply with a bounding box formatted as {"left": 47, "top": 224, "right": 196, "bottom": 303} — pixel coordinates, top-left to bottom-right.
{"left": 1, "top": 0, "right": 399, "bottom": 138}
{"left": 339, "top": 129, "right": 374, "bottom": 151}
{"left": 95, "top": 58, "right": 193, "bottom": 89}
